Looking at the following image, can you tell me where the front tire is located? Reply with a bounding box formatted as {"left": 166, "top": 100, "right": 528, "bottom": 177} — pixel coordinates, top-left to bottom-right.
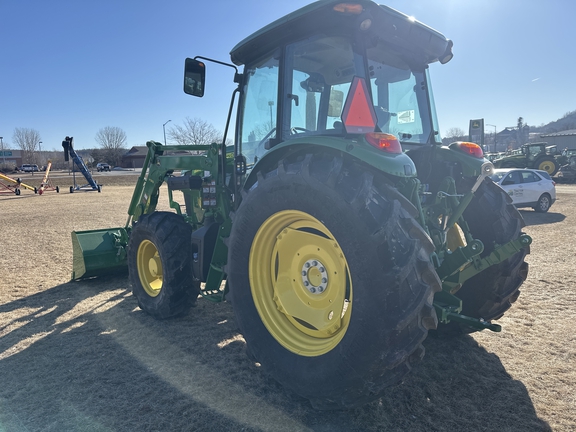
{"left": 227, "top": 153, "right": 440, "bottom": 409}
{"left": 128, "top": 211, "right": 198, "bottom": 319}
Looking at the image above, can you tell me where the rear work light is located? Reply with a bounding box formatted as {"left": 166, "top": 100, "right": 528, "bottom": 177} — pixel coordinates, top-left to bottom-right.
{"left": 365, "top": 133, "right": 402, "bottom": 154}
{"left": 449, "top": 141, "right": 484, "bottom": 158}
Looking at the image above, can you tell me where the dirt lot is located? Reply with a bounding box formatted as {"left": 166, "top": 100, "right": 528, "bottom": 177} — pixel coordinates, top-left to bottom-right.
{"left": 1, "top": 174, "right": 574, "bottom": 431}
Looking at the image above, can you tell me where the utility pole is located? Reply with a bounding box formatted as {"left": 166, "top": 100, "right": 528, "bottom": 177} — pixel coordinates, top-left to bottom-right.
{"left": 163, "top": 120, "right": 172, "bottom": 145}
{"left": 0, "top": 137, "right": 5, "bottom": 169}
{"left": 486, "top": 124, "right": 497, "bottom": 153}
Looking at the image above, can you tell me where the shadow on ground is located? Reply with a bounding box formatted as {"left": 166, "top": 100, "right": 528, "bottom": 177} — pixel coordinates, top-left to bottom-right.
{"left": 520, "top": 210, "right": 565, "bottom": 226}
{"left": 0, "top": 278, "right": 550, "bottom": 432}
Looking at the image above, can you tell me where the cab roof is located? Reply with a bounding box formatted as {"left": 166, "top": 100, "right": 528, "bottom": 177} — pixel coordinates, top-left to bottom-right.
{"left": 230, "top": 0, "right": 452, "bottom": 67}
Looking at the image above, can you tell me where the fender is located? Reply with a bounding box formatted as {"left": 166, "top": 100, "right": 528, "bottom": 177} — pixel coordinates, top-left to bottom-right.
{"left": 244, "top": 135, "right": 417, "bottom": 189}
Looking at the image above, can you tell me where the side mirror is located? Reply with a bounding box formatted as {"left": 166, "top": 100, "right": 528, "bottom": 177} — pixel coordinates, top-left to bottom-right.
{"left": 184, "top": 58, "right": 206, "bottom": 97}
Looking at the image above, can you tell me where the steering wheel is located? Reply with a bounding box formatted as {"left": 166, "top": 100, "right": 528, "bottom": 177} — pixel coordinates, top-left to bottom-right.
{"left": 291, "top": 127, "right": 311, "bottom": 135}
{"left": 254, "top": 127, "right": 311, "bottom": 157}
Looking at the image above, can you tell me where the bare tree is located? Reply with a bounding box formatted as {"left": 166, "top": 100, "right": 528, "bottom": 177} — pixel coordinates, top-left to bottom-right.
{"left": 95, "top": 126, "right": 127, "bottom": 166}
{"left": 445, "top": 127, "right": 466, "bottom": 139}
{"left": 95, "top": 126, "right": 127, "bottom": 150}
{"left": 167, "top": 117, "right": 222, "bottom": 145}
{"left": 13, "top": 127, "right": 41, "bottom": 164}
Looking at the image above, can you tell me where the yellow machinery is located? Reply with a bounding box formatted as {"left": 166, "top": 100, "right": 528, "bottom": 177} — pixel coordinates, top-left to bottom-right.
{"left": 37, "top": 160, "right": 60, "bottom": 194}
{"left": 0, "top": 172, "right": 37, "bottom": 196}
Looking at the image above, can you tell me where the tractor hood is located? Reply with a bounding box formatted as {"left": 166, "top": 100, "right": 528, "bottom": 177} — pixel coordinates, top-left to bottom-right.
{"left": 230, "top": 0, "right": 453, "bottom": 67}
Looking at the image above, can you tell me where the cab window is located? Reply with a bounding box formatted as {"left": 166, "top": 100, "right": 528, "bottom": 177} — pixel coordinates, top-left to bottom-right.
{"left": 367, "top": 42, "right": 431, "bottom": 143}
{"left": 521, "top": 171, "right": 540, "bottom": 183}
{"left": 239, "top": 51, "right": 280, "bottom": 167}
{"left": 283, "top": 35, "right": 358, "bottom": 139}
{"left": 502, "top": 171, "right": 522, "bottom": 185}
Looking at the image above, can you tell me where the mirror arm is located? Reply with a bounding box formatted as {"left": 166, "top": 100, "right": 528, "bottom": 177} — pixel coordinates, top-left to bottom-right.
{"left": 194, "top": 56, "right": 239, "bottom": 75}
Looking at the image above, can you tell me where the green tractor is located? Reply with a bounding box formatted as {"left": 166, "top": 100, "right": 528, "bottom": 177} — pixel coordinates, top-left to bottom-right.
{"left": 71, "top": 0, "right": 531, "bottom": 409}
{"left": 549, "top": 146, "right": 576, "bottom": 169}
{"left": 556, "top": 149, "right": 576, "bottom": 182}
{"left": 491, "top": 142, "right": 559, "bottom": 175}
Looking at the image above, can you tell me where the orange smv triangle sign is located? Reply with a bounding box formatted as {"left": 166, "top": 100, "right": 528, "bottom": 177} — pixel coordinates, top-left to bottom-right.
{"left": 341, "top": 76, "right": 377, "bottom": 134}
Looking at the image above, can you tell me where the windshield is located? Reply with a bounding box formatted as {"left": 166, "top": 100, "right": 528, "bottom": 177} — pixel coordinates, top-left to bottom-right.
{"left": 489, "top": 172, "right": 508, "bottom": 183}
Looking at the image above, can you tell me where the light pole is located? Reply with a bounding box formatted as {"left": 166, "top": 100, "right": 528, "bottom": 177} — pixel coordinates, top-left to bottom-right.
{"left": 0, "top": 136, "right": 5, "bottom": 169}
{"left": 486, "top": 124, "right": 497, "bottom": 153}
{"left": 38, "top": 141, "right": 43, "bottom": 166}
{"left": 163, "top": 120, "right": 171, "bottom": 145}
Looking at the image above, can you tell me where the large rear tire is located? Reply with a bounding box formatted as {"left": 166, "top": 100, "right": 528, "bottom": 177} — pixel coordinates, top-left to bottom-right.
{"left": 534, "top": 155, "right": 559, "bottom": 176}
{"left": 128, "top": 211, "right": 198, "bottom": 319}
{"left": 455, "top": 179, "right": 529, "bottom": 324}
{"left": 227, "top": 153, "right": 440, "bottom": 409}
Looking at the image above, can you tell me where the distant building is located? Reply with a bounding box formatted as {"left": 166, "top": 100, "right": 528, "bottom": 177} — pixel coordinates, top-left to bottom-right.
{"left": 495, "top": 125, "right": 530, "bottom": 151}
{"left": 121, "top": 146, "right": 148, "bottom": 168}
{"left": 540, "top": 129, "right": 576, "bottom": 150}
{"left": 0, "top": 149, "right": 23, "bottom": 168}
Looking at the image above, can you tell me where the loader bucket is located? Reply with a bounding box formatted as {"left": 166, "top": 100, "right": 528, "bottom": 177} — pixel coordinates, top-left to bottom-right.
{"left": 71, "top": 227, "right": 129, "bottom": 280}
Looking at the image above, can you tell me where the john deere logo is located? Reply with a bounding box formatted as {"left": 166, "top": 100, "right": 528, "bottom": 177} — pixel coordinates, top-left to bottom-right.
{"left": 472, "top": 121, "right": 481, "bottom": 129}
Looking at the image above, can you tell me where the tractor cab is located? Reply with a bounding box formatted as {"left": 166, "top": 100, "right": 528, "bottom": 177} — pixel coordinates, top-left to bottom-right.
{"left": 523, "top": 142, "right": 547, "bottom": 161}
{"left": 186, "top": 0, "right": 453, "bottom": 175}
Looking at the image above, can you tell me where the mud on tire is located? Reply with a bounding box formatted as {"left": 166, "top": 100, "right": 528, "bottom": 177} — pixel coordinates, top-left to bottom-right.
{"left": 227, "top": 153, "right": 441, "bottom": 409}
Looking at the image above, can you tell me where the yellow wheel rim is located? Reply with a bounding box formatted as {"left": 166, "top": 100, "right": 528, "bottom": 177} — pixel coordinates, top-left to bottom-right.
{"left": 538, "top": 161, "right": 554, "bottom": 174}
{"left": 137, "top": 239, "right": 163, "bottom": 297}
{"left": 249, "top": 210, "right": 352, "bottom": 356}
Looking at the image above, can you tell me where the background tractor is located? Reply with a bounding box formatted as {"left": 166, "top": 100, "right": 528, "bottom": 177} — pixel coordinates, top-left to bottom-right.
{"left": 491, "top": 142, "right": 559, "bottom": 175}
{"left": 556, "top": 150, "right": 576, "bottom": 182}
{"left": 71, "top": 0, "right": 531, "bottom": 409}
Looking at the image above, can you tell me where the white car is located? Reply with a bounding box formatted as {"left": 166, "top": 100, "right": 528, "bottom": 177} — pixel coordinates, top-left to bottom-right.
{"left": 490, "top": 168, "right": 556, "bottom": 212}
{"left": 19, "top": 164, "right": 39, "bottom": 172}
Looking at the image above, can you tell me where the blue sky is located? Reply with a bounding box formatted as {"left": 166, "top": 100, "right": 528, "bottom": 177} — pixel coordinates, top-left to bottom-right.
{"left": 2, "top": 0, "right": 575, "bottom": 150}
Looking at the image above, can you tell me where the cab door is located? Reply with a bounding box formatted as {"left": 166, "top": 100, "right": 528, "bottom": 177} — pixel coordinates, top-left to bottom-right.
{"left": 500, "top": 170, "right": 524, "bottom": 204}
{"left": 237, "top": 51, "right": 280, "bottom": 171}
{"left": 519, "top": 170, "right": 544, "bottom": 204}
